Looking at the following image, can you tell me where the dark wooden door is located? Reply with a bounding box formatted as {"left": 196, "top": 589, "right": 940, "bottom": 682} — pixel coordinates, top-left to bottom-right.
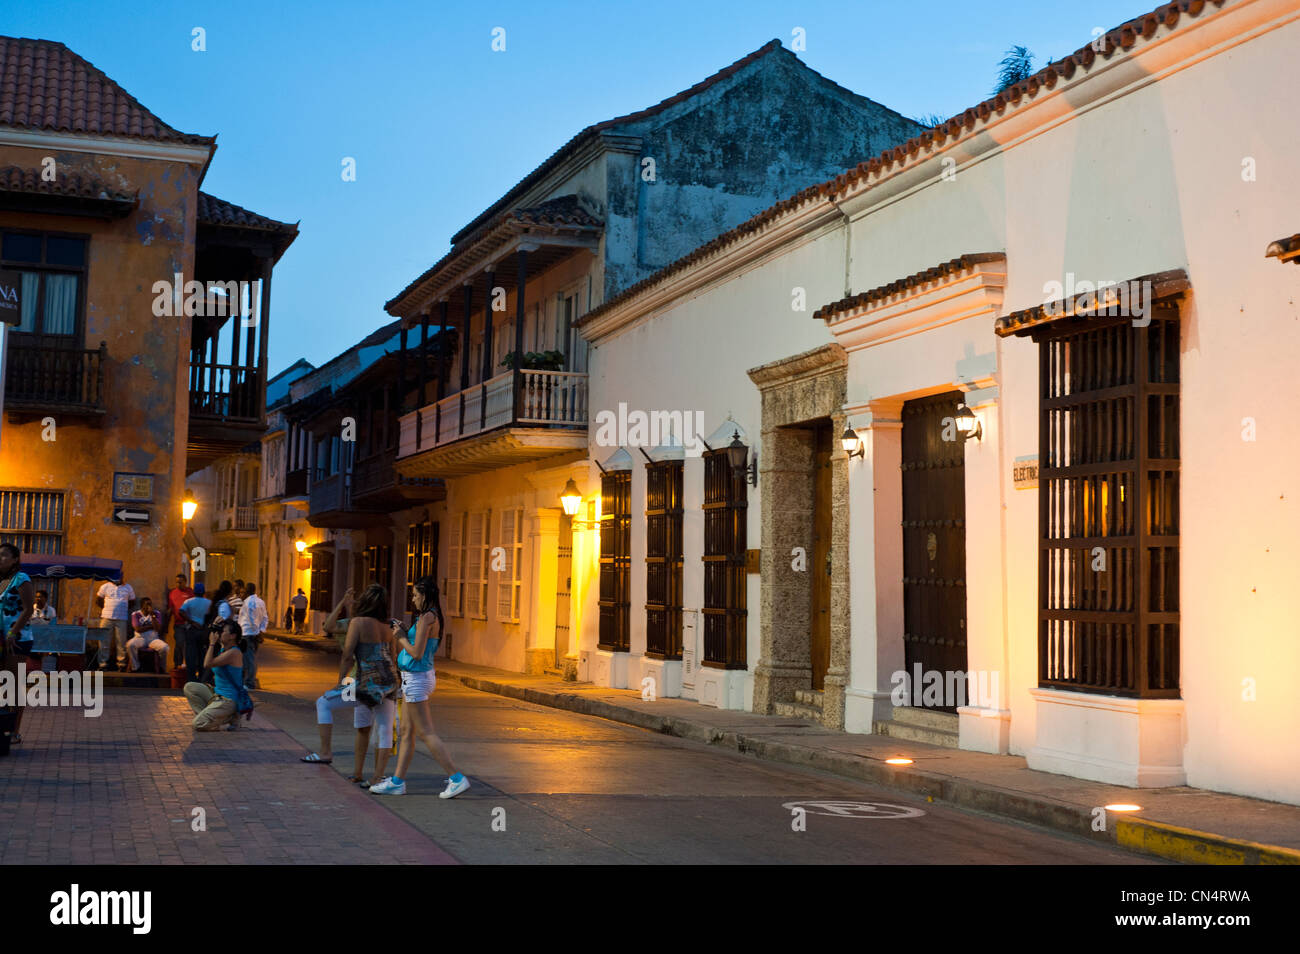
{"left": 809, "top": 422, "right": 833, "bottom": 690}
{"left": 901, "top": 392, "right": 968, "bottom": 710}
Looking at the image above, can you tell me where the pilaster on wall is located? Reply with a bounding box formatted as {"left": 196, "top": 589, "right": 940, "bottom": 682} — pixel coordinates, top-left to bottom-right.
{"left": 843, "top": 400, "right": 904, "bottom": 734}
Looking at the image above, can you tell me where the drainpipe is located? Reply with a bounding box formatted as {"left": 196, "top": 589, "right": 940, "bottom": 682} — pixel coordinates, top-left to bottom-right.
{"left": 827, "top": 196, "right": 852, "bottom": 298}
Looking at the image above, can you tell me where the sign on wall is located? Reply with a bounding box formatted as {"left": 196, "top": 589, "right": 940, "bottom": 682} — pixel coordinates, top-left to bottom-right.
{"left": 113, "top": 472, "right": 155, "bottom": 503}
{"left": 0, "top": 269, "right": 22, "bottom": 325}
{"left": 1013, "top": 454, "right": 1039, "bottom": 490}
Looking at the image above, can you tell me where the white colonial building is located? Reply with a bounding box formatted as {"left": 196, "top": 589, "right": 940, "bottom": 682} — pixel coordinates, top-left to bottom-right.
{"left": 575, "top": 0, "right": 1300, "bottom": 806}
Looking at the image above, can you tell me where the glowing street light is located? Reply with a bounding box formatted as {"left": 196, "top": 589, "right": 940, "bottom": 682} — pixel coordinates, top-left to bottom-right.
{"left": 182, "top": 490, "right": 197, "bottom": 522}
{"left": 560, "top": 478, "right": 582, "bottom": 517}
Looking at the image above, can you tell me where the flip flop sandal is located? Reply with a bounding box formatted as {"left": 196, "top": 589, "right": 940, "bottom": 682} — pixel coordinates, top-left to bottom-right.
{"left": 300, "top": 753, "right": 332, "bottom": 763}
{"left": 346, "top": 775, "right": 365, "bottom": 783}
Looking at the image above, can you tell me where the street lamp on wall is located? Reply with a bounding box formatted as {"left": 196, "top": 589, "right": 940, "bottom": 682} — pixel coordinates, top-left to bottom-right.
{"left": 560, "top": 478, "right": 582, "bottom": 517}
{"left": 182, "top": 490, "right": 197, "bottom": 522}
{"left": 841, "top": 426, "right": 865, "bottom": 459}
{"left": 294, "top": 538, "right": 307, "bottom": 554}
{"left": 955, "top": 403, "right": 983, "bottom": 442}
{"left": 726, "top": 430, "right": 758, "bottom": 487}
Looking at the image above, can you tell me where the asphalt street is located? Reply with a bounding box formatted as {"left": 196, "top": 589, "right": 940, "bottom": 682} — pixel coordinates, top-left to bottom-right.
{"left": 253, "top": 640, "right": 1160, "bottom": 865}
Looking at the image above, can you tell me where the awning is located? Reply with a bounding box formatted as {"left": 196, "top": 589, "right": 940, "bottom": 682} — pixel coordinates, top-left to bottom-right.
{"left": 994, "top": 269, "right": 1189, "bottom": 338}
{"left": 22, "top": 554, "right": 123, "bottom": 582}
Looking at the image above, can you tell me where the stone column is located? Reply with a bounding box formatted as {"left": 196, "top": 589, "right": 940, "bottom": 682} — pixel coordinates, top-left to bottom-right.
{"left": 821, "top": 407, "right": 851, "bottom": 730}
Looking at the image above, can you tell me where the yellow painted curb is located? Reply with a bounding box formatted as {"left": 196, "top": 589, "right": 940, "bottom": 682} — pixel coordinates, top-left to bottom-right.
{"left": 1116, "top": 817, "right": 1300, "bottom": 865}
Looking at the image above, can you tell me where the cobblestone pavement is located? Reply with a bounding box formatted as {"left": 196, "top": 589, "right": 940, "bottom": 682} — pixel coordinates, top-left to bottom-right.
{"left": 0, "top": 691, "right": 457, "bottom": 865}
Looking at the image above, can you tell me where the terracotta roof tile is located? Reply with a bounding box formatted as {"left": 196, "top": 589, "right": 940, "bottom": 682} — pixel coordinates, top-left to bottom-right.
{"left": 197, "top": 191, "right": 297, "bottom": 234}
{"left": 994, "top": 269, "right": 1190, "bottom": 337}
{"left": 0, "top": 36, "right": 213, "bottom": 146}
{"left": 580, "top": 0, "right": 1230, "bottom": 328}
{"left": 385, "top": 194, "right": 599, "bottom": 313}
{"left": 1265, "top": 233, "right": 1300, "bottom": 263}
{"left": 811, "top": 254, "right": 1005, "bottom": 322}
{"left": 0, "top": 164, "right": 136, "bottom": 202}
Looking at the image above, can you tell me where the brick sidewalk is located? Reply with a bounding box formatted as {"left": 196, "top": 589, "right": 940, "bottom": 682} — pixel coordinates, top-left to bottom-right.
{"left": 0, "top": 690, "right": 458, "bottom": 865}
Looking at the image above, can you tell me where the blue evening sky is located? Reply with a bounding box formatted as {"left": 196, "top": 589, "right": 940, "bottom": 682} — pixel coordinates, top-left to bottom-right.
{"left": 6, "top": 0, "right": 1151, "bottom": 375}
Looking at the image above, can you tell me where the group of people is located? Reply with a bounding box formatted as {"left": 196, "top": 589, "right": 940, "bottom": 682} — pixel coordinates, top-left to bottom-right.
{"left": 301, "top": 576, "right": 468, "bottom": 799}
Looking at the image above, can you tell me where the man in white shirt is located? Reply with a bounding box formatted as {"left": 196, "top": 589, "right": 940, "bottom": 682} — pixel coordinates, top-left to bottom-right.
{"left": 32, "top": 590, "right": 56, "bottom": 625}
{"left": 95, "top": 579, "right": 136, "bottom": 671}
{"left": 238, "top": 582, "right": 269, "bottom": 690}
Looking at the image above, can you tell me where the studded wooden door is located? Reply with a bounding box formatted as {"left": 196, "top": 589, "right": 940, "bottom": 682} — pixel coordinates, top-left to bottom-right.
{"left": 901, "top": 391, "right": 967, "bottom": 710}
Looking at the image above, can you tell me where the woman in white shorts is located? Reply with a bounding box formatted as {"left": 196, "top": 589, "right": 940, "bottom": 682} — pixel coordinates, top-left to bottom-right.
{"left": 370, "top": 576, "right": 467, "bottom": 798}
{"left": 302, "top": 586, "right": 398, "bottom": 785}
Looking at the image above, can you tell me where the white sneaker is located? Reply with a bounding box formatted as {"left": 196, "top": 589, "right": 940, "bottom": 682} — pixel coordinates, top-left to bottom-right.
{"left": 369, "top": 776, "right": 405, "bottom": 796}
{"left": 439, "top": 776, "right": 470, "bottom": 799}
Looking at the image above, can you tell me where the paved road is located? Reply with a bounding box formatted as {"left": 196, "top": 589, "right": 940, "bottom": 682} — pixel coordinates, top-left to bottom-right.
{"left": 256, "top": 641, "right": 1160, "bottom": 865}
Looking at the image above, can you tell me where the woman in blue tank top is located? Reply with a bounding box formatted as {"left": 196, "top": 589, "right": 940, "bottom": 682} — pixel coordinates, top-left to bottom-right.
{"left": 183, "top": 620, "right": 250, "bottom": 731}
{"left": 370, "top": 576, "right": 468, "bottom": 798}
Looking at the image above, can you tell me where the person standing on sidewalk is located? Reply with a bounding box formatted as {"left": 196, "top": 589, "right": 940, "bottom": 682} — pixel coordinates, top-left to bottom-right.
{"left": 370, "top": 576, "right": 468, "bottom": 799}
{"left": 228, "top": 581, "right": 245, "bottom": 621}
{"left": 290, "top": 589, "right": 308, "bottom": 634}
{"left": 238, "top": 583, "right": 268, "bottom": 689}
{"left": 178, "top": 583, "right": 212, "bottom": 680}
{"left": 95, "top": 577, "right": 135, "bottom": 671}
{"left": 0, "top": 543, "right": 36, "bottom": 745}
{"left": 166, "top": 574, "right": 193, "bottom": 669}
{"left": 31, "top": 590, "right": 56, "bottom": 625}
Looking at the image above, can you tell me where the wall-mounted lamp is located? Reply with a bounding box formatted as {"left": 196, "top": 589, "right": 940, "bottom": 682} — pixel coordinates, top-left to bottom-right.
{"left": 182, "top": 490, "right": 197, "bottom": 522}
{"left": 726, "top": 430, "right": 758, "bottom": 486}
{"left": 294, "top": 538, "right": 307, "bottom": 554}
{"left": 955, "top": 403, "right": 983, "bottom": 442}
{"left": 559, "top": 480, "right": 599, "bottom": 529}
{"left": 560, "top": 478, "right": 582, "bottom": 517}
{"left": 841, "top": 426, "right": 865, "bottom": 459}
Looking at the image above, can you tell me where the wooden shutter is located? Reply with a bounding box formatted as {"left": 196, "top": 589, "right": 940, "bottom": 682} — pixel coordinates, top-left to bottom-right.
{"left": 445, "top": 514, "right": 462, "bottom": 616}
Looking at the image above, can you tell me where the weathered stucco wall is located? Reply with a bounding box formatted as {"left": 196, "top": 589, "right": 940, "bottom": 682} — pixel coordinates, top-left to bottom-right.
{"left": 0, "top": 144, "right": 196, "bottom": 612}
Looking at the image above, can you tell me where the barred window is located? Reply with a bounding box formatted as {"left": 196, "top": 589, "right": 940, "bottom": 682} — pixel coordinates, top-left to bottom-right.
{"left": 702, "top": 450, "right": 746, "bottom": 668}
{"left": 364, "top": 544, "right": 392, "bottom": 595}
{"left": 0, "top": 488, "right": 65, "bottom": 610}
{"left": 598, "top": 471, "right": 631, "bottom": 651}
{"left": 309, "top": 550, "right": 334, "bottom": 614}
{"left": 645, "top": 461, "right": 683, "bottom": 659}
{"left": 1036, "top": 306, "right": 1180, "bottom": 697}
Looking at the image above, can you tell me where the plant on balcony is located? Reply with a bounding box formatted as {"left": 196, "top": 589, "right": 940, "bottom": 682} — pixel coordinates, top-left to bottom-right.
{"left": 501, "top": 350, "right": 565, "bottom": 371}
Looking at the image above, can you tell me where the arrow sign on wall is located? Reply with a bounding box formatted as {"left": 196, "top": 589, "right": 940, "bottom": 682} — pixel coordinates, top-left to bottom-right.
{"left": 113, "top": 508, "right": 151, "bottom": 525}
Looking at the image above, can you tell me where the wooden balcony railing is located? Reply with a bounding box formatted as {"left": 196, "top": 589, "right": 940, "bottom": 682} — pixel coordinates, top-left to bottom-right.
{"left": 5, "top": 340, "right": 107, "bottom": 414}
{"left": 398, "top": 369, "right": 587, "bottom": 458}
{"left": 309, "top": 471, "right": 347, "bottom": 516}
{"left": 190, "top": 362, "right": 262, "bottom": 423}
{"left": 351, "top": 449, "right": 439, "bottom": 500}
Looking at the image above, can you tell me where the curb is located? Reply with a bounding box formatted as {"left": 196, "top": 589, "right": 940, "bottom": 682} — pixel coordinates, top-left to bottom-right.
{"left": 453, "top": 672, "right": 1300, "bottom": 866}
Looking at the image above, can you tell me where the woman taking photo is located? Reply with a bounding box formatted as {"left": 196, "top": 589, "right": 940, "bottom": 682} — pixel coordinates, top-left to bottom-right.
{"left": 370, "top": 576, "right": 467, "bottom": 798}
{"left": 0, "top": 542, "right": 36, "bottom": 744}
{"left": 183, "top": 619, "right": 251, "bottom": 731}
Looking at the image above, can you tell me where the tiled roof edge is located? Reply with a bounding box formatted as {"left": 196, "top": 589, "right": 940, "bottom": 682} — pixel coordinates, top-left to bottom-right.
{"left": 580, "top": 0, "right": 1231, "bottom": 329}
{"left": 811, "top": 254, "right": 1006, "bottom": 322}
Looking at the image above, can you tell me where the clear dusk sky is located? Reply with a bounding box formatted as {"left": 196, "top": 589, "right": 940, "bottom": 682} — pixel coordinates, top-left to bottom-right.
{"left": 6, "top": 0, "right": 1151, "bottom": 376}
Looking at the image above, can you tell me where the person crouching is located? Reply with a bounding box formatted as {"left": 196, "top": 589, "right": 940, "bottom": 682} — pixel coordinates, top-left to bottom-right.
{"left": 184, "top": 620, "right": 251, "bottom": 731}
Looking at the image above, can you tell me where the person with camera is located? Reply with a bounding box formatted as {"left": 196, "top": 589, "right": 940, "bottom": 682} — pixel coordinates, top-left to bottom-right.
{"left": 183, "top": 619, "right": 251, "bottom": 731}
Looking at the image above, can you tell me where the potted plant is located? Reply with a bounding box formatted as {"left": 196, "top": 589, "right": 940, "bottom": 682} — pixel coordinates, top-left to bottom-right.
{"left": 501, "top": 350, "right": 565, "bottom": 371}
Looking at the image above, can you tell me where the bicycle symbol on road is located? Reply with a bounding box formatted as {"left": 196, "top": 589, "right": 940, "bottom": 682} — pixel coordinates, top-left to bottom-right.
{"left": 781, "top": 800, "right": 926, "bottom": 819}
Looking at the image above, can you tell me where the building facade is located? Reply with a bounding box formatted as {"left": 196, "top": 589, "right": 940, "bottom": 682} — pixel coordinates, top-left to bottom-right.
{"left": 0, "top": 37, "right": 294, "bottom": 619}
{"left": 572, "top": 0, "right": 1300, "bottom": 806}
{"left": 382, "top": 38, "right": 925, "bottom": 674}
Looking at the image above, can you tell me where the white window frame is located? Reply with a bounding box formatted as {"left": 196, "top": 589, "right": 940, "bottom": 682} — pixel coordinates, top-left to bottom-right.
{"left": 464, "top": 509, "right": 490, "bottom": 619}
{"left": 445, "top": 512, "right": 465, "bottom": 617}
{"left": 495, "top": 507, "right": 523, "bottom": 622}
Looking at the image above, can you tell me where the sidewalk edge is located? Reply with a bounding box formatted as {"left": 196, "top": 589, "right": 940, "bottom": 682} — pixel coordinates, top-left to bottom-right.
{"left": 454, "top": 672, "right": 1297, "bottom": 866}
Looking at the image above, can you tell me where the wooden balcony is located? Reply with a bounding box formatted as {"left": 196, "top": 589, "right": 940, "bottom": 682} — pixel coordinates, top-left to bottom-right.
{"left": 283, "top": 467, "right": 309, "bottom": 500}
{"left": 351, "top": 449, "right": 444, "bottom": 510}
{"left": 307, "top": 470, "right": 379, "bottom": 529}
{"left": 4, "top": 340, "right": 107, "bottom": 421}
{"left": 397, "top": 369, "right": 588, "bottom": 478}
{"left": 213, "top": 504, "right": 258, "bottom": 535}
{"left": 187, "top": 361, "right": 265, "bottom": 473}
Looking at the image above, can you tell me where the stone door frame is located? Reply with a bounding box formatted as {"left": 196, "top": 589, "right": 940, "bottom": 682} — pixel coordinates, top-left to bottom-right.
{"left": 747, "top": 344, "right": 850, "bottom": 728}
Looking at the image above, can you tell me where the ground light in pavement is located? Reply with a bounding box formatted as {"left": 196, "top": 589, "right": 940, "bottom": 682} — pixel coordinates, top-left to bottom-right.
{"left": 1105, "top": 804, "right": 1143, "bottom": 812}
{"left": 884, "top": 758, "right": 914, "bottom": 766}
